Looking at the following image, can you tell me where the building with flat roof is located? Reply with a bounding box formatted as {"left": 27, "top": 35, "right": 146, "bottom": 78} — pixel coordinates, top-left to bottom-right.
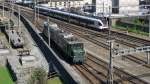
{"left": 95, "top": 0, "right": 111, "bottom": 14}
{"left": 48, "top": 0, "right": 92, "bottom": 9}
{"left": 112, "top": 0, "right": 139, "bottom": 14}
{"left": 95, "top": 0, "right": 139, "bottom": 14}
{"left": 118, "top": 0, "right": 139, "bottom": 14}
{"left": 46, "top": 0, "right": 139, "bottom": 14}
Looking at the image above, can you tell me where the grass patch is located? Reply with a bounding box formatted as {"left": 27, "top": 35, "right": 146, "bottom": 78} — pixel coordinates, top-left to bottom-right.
{"left": 112, "top": 25, "right": 149, "bottom": 36}
{"left": 0, "top": 65, "right": 14, "bottom": 84}
{"left": 0, "top": 32, "right": 5, "bottom": 36}
{"left": 47, "top": 76, "right": 63, "bottom": 84}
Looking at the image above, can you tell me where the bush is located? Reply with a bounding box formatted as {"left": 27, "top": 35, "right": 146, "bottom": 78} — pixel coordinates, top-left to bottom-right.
{"left": 113, "top": 25, "right": 149, "bottom": 36}
{"left": 28, "top": 68, "right": 48, "bottom": 84}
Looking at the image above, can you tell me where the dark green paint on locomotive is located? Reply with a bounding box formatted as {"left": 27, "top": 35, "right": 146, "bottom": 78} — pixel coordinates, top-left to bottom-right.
{"left": 43, "top": 22, "right": 85, "bottom": 64}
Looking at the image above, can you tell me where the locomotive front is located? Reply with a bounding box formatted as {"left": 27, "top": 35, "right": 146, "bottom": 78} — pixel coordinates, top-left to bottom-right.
{"left": 68, "top": 42, "right": 85, "bottom": 64}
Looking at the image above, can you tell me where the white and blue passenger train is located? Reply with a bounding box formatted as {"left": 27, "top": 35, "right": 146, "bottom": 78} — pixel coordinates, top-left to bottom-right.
{"left": 35, "top": 5, "right": 108, "bottom": 30}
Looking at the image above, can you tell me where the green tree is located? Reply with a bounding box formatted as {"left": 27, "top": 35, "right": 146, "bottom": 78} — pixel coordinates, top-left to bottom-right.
{"left": 28, "top": 68, "right": 47, "bottom": 84}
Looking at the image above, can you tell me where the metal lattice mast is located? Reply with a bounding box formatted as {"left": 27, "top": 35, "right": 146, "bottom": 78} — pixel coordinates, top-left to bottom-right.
{"left": 18, "top": 5, "right": 21, "bottom": 33}
{"left": 47, "top": 17, "right": 50, "bottom": 47}
{"left": 2, "top": 2, "right": 4, "bottom": 17}
{"left": 149, "top": 16, "right": 150, "bottom": 38}
{"left": 107, "top": 5, "right": 114, "bottom": 84}
{"left": 34, "top": 0, "right": 37, "bottom": 32}
{"left": 8, "top": 2, "right": 12, "bottom": 44}
{"left": 37, "top": 0, "right": 39, "bottom": 20}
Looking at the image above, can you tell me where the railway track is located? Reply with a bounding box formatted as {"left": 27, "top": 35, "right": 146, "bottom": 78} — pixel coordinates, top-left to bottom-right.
{"left": 73, "top": 53, "right": 147, "bottom": 84}
{"left": 16, "top": 6, "right": 150, "bottom": 84}
{"left": 87, "top": 53, "right": 148, "bottom": 84}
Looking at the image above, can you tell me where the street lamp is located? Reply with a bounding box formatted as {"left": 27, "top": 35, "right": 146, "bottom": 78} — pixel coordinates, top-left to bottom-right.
{"left": 50, "top": 0, "right": 51, "bottom": 7}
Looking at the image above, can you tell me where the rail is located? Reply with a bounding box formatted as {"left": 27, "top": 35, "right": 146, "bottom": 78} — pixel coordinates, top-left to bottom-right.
{"left": 0, "top": 3, "right": 81, "bottom": 84}
{"left": 16, "top": 12, "right": 80, "bottom": 84}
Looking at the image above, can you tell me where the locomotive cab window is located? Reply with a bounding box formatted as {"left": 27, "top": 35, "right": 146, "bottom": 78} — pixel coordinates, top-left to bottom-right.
{"left": 71, "top": 43, "right": 83, "bottom": 49}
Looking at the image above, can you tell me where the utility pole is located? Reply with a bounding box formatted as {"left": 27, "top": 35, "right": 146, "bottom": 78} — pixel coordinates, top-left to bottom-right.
{"left": 8, "top": 14, "right": 11, "bottom": 44}
{"left": 107, "top": 40, "right": 114, "bottom": 84}
{"left": 37, "top": 0, "right": 39, "bottom": 20}
{"left": 34, "top": 0, "right": 37, "bottom": 23}
{"left": 34, "top": 0, "right": 37, "bottom": 32}
{"left": 147, "top": 51, "right": 150, "bottom": 64}
{"left": 149, "top": 16, "right": 150, "bottom": 38}
{"left": 37, "top": 5, "right": 39, "bottom": 21}
{"left": 103, "top": 0, "right": 104, "bottom": 15}
{"left": 2, "top": 2, "right": 4, "bottom": 17}
{"left": 47, "top": 17, "right": 50, "bottom": 47}
{"left": 68, "top": 0, "right": 70, "bottom": 23}
{"left": 68, "top": 0, "right": 70, "bottom": 9}
{"left": 18, "top": 5, "right": 21, "bottom": 33}
{"left": 107, "top": 6, "right": 113, "bottom": 84}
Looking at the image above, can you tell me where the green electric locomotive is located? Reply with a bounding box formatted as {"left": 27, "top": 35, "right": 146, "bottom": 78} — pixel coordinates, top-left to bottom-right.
{"left": 43, "top": 21, "right": 85, "bottom": 64}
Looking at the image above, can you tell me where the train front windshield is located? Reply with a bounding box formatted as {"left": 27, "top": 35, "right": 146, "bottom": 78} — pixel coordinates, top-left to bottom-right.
{"left": 101, "top": 18, "right": 108, "bottom": 27}
{"left": 71, "top": 43, "right": 85, "bottom": 57}
{"left": 98, "top": 22, "right": 102, "bottom": 26}
{"left": 72, "top": 43, "right": 83, "bottom": 48}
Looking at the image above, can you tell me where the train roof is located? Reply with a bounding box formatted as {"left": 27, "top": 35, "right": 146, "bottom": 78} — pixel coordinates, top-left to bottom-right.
{"left": 55, "top": 29, "right": 83, "bottom": 44}
{"left": 60, "top": 33, "right": 74, "bottom": 38}
{"left": 44, "top": 21, "right": 58, "bottom": 27}
{"left": 67, "top": 37, "right": 83, "bottom": 44}
{"left": 36, "top": 5, "right": 103, "bottom": 23}
{"left": 44, "top": 22, "right": 60, "bottom": 31}
{"left": 61, "top": 33, "right": 83, "bottom": 44}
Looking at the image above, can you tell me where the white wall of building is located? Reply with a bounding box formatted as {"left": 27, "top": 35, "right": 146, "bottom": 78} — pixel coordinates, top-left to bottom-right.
{"left": 96, "top": 0, "right": 112, "bottom": 14}
{"left": 95, "top": 0, "right": 139, "bottom": 14}
{"left": 48, "top": 0, "right": 87, "bottom": 9}
{"left": 119, "top": 0, "right": 139, "bottom": 14}
{"left": 47, "top": 0, "right": 139, "bottom": 14}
